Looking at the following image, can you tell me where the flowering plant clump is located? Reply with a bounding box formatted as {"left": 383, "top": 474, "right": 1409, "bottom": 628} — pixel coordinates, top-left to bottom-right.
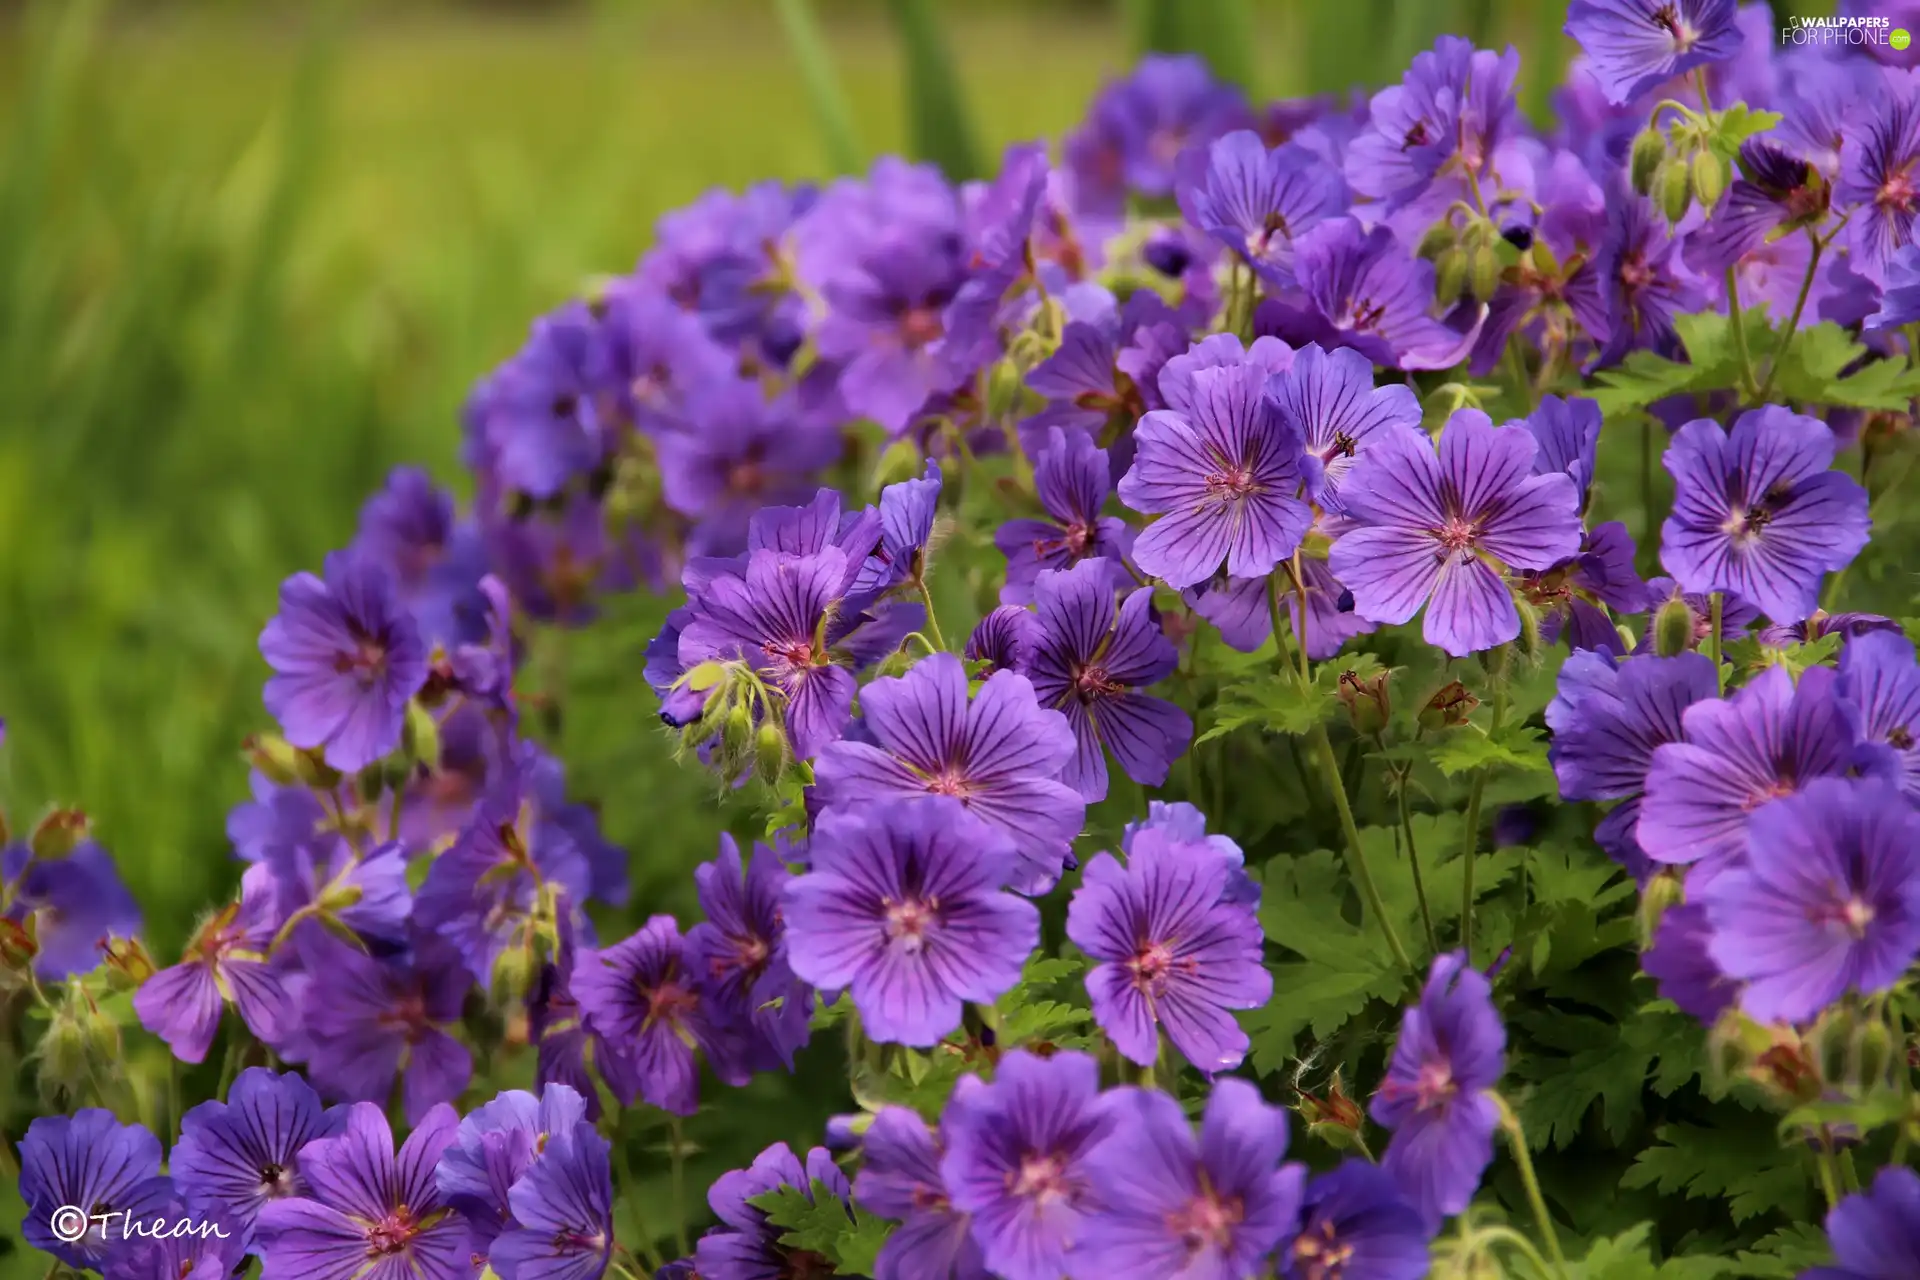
{"left": 14, "top": 8, "right": 1920, "bottom": 1279}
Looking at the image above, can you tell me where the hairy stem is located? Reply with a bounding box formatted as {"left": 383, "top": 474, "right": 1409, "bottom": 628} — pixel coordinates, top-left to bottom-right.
{"left": 1498, "top": 1099, "right": 1570, "bottom": 1278}
{"left": 1754, "top": 225, "right": 1824, "bottom": 403}
{"left": 1459, "top": 645, "right": 1510, "bottom": 959}
{"left": 1725, "top": 266, "right": 1756, "bottom": 401}
{"left": 1396, "top": 775, "right": 1439, "bottom": 955}
{"left": 1708, "top": 591, "right": 1724, "bottom": 672}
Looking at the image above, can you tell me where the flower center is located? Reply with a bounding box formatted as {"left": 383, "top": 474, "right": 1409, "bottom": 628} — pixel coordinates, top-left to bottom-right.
{"left": 1064, "top": 521, "right": 1094, "bottom": 556}
{"left": 260, "top": 1163, "right": 297, "bottom": 1199}
{"left": 366, "top": 1206, "right": 421, "bottom": 1257}
{"left": 764, "top": 638, "right": 817, "bottom": 671}
{"left": 1890, "top": 726, "right": 1915, "bottom": 750}
{"left": 1072, "top": 664, "right": 1125, "bottom": 702}
{"left": 1248, "top": 212, "right": 1289, "bottom": 258}
{"left": 1339, "top": 298, "right": 1387, "bottom": 333}
{"left": 883, "top": 897, "right": 938, "bottom": 953}
{"left": 1322, "top": 431, "right": 1359, "bottom": 462}
{"left": 1128, "top": 939, "right": 1176, "bottom": 990}
{"left": 1741, "top": 776, "right": 1796, "bottom": 812}
{"left": 1292, "top": 1220, "right": 1356, "bottom": 1280}
{"left": 1414, "top": 1059, "right": 1457, "bottom": 1112}
{"left": 899, "top": 306, "right": 945, "bottom": 350}
{"left": 1166, "top": 1189, "right": 1244, "bottom": 1254}
{"left": 1436, "top": 515, "right": 1478, "bottom": 555}
{"left": 1882, "top": 167, "right": 1919, "bottom": 215}
{"left": 644, "top": 980, "right": 699, "bottom": 1031}
{"left": 736, "top": 935, "right": 770, "bottom": 972}
{"left": 925, "top": 769, "right": 972, "bottom": 798}
{"left": 333, "top": 633, "right": 390, "bottom": 687}
{"left": 1205, "top": 462, "right": 1260, "bottom": 503}
{"left": 1816, "top": 895, "right": 1877, "bottom": 940}
{"left": 1617, "top": 253, "right": 1654, "bottom": 293}
{"left": 1009, "top": 1151, "right": 1072, "bottom": 1202}
{"left": 1650, "top": 4, "right": 1697, "bottom": 48}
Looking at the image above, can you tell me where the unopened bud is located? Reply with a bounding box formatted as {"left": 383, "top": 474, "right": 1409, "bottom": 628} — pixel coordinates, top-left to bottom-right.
{"left": 84, "top": 1001, "right": 120, "bottom": 1065}
{"left": 1416, "top": 220, "right": 1457, "bottom": 260}
{"left": 1513, "top": 597, "right": 1545, "bottom": 657}
{"left": 492, "top": 942, "right": 536, "bottom": 1004}
{"left": 1752, "top": 1036, "right": 1824, "bottom": 1108}
{"left": 1653, "top": 596, "right": 1697, "bottom": 657}
{"left": 1529, "top": 237, "right": 1562, "bottom": 279}
{"left": 723, "top": 704, "right": 753, "bottom": 763}
{"left": 875, "top": 440, "right": 926, "bottom": 492}
{"left": 754, "top": 722, "right": 790, "bottom": 786}
{"left": 1810, "top": 1004, "right": 1859, "bottom": 1088}
{"left": 1336, "top": 670, "right": 1391, "bottom": 736}
{"left": 1467, "top": 244, "right": 1501, "bottom": 301}
{"left": 101, "top": 937, "right": 154, "bottom": 990}
{"left": 1435, "top": 247, "right": 1468, "bottom": 302}
{"left": 1659, "top": 160, "right": 1692, "bottom": 223}
{"left": 987, "top": 358, "right": 1029, "bottom": 419}
{"left": 1637, "top": 870, "right": 1686, "bottom": 947}
{"left": 402, "top": 701, "right": 441, "bottom": 772}
{"left": 37, "top": 1007, "right": 91, "bottom": 1103}
{"left": 1418, "top": 680, "right": 1479, "bottom": 731}
{"left": 356, "top": 766, "right": 387, "bottom": 806}
{"left": 243, "top": 733, "right": 305, "bottom": 787}
{"left": 318, "top": 879, "right": 365, "bottom": 915}
{"left": 1630, "top": 128, "right": 1667, "bottom": 195}
{"left": 293, "top": 747, "right": 341, "bottom": 791}
{"left": 1856, "top": 1020, "right": 1896, "bottom": 1091}
{"left": 29, "top": 808, "right": 90, "bottom": 861}
{"left": 1691, "top": 149, "right": 1727, "bottom": 211}
{"left": 0, "top": 917, "right": 37, "bottom": 991}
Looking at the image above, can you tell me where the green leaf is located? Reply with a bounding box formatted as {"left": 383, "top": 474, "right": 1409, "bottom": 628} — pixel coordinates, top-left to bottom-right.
{"left": 1202, "top": 658, "right": 1382, "bottom": 744}
{"left": 1726, "top": 1224, "right": 1832, "bottom": 1278}
{"left": 1620, "top": 1123, "right": 1813, "bottom": 1224}
{"left": 1513, "top": 1005, "right": 1701, "bottom": 1149}
{"left": 886, "top": 0, "right": 982, "bottom": 180}
{"left": 1708, "top": 103, "right": 1782, "bottom": 158}
{"left": 1722, "top": 630, "right": 1842, "bottom": 679}
{"left": 748, "top": 1180, "right": 892, "bottom": 1277}
{"left": 1429, "top": 723, "right": 1551, "bottom": 778}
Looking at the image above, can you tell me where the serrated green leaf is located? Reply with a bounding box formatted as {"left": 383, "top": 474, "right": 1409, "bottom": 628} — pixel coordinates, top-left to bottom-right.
{"left": 1430, "top": 723, "right": 1551, "bottom": 777}
{"left": 1202, "top": 660, "right": 1380, "bottom": 744}
{"left": 748, "top": 1180, "right": 891, "bottom": 1277}
{"left": 1619, "top": 1123, "right": 1812, "bottom": 1225}
{"left": 1726, "top": 1224, "right": 1832, "bottom": 1277}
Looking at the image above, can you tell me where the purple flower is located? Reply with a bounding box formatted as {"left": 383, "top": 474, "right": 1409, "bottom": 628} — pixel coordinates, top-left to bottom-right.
{"left": 1839, "top": 629, "right": 1920, "bottom": 801}
{"left": 995, "top": 427, "right": 1134, "bottom": 605}
{"left": 256, "top": 1101, "right": 465, "bottom": 1280}
{"left": 295, "top": 930, "right": 474, "bottom": 1125}
{"left": 490, "top": 1120, "right": 615, "bottom": 1280}
{"left": 1838, "top": 90, "right": 1920, "bottom": 282}
{"left": 1123, "top": 800, "right": 1258, "bottom": 905}
{"left": 1575, "top": 198, "right": 1704, "bottom": 368}
{"left": 1029, "top": 561, "right": 1191, "bottom": 800}
{"left": 18, "top": 1110, "right": 174, "bottom": 1270}
{"left": 1641, "top": 902, "right": 1738, "bottom": 1024}
{"left": 1523, "top": 395, "right": 1603, "bottom": 503}
{"left": 940, "top": 1050, "right": 1115, "bottom": 1280}
{"left": 854, "top": 1107, "right": 987, "bottom": 1280}
{"left": 1638, "top": 665, "right": 1861, "bottom": 875}
{"left": 1660, "top": 407, "right": 1870, "bottom": 624}
{"left": 1179, "top": 131, "right": 1345, "bottom": 287}
{"left": 574, "top": 914, "right": 740, "bottom": 1115}
{"left": 1118, "top": 361, "right": 1314, "bottom": 590}
{"left": 434, "top": 1084, "right": 591, "bottom": 1255}
{"left": 813, "top": 654, "right": 1085, "bottom": 893}
{"left": 1759, "top": 610, "right": 1901, "bottom": 649}
{"left": 696, "top": 1143, "right": 852, "bottom": 1280}
{"left": 1330, "top": 412, "right": 1583, "bottom": 658}
{"left": 1067, "top": 831, "right": 1270, "bottom": 1072}
{"left": 677, "top": 546, "right": 859, "bottom": 760}
{"left": 1868, "top": 242, "right": 1920, "bottom": 329}
{"left": 1523, "top": 521, "right": 1651, "bottom": 658}
{"left": 1370, "top": 952, "right": 1505, "bottom": 1229}
{"left": 1686, "top": 141, "right": 1829, "bottom": 283}
{"left": 1546, "top": 650, "right": 1720, "bottom": 881}
{"left": 2, "top": 839, "right": 142, "bottom": 979}
{"left": 1805, "top": 1165, "right": 1920, "bottom": 1279}
{"left": 351, "top": 466, "right": 489, "bottom": 649}
{"left": 1266, "top": 342, "right": 1423, "bottom": 515}
{"left": 1065, "top": 54, "right": 1251, "bottom": 217}
{"left": 1564, "top": 0, "right": 1742, "bottom": 104}
{"left": 1072, "top": 1080, "right": 1303, "bottom": 1280}
{"left": 1285, "top": 1160, "right": 1431, "bottom": 1280}
{"left": 1345, "top": 37, "right": 1520, "bottom": 215}
{"left": 686, "top": 834, "right": 813, "bottom": 1070}
{"left": 966, "top": 605, "right": 1039, "bottom": 676}
{"left": 857, "top": 461, "right": 944, "bottom": 594}
{"left": 655, "top": 376, "right": 841, "bottom": 545}
{"left": 784, "top": 797, "right": 1039, "bottom": 1046}
{"left": 1268, "top": 218, "right": 1483, "bottom": 371}
{"left": 104, "top": 1206, "right": 250, "bottom": 1280}
{"left": 170, "top": 1068, "right": 347, "bottom": 1241}
{"left": 260, "top": 551, "right": 429, "bottom": 773}
{"left": 1699, "top": 776, "right": 1920, "bottom": 1024}
{"left": 1634, "top": 575, "right": 1761, "bottom": 655}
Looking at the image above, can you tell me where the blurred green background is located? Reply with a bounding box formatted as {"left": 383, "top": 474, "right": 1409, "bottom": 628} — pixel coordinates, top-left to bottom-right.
{"left": 0, "top": 0, "right": 1588, "bottom": 956}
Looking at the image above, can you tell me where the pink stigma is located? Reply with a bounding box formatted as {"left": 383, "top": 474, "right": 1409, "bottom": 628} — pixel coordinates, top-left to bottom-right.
{"left": 1741, "top": 777, "right": 1796, "bottom": 812}
{"left": 925, "top": 769, "right": 972, "bottom": 799}
{"left": 1436, "top": 516, "right": 1478, "bottom": 555}
{"left": 1167, "top": 1189, "right": 1244, "bottom": 1254}
{"left": 1009, "top": 1151, "right": 1072, "bottom": 1202}
{"left": 1205, "top": 463, "right": 1260, "bottom": 502}
{"left": 1815, "top": 895, "right": 1877, "bottom": 940}
{"left": 1073, "top": 664, "right": 1125, "bottom": 701}
{"left": 1413, "top": 1059, "right": 1457, "bottom": 1112}
{"left": 1882, "top": 168, "right": 1919, "bottom": 214}
{"left": 1292, "top": 1220, "right": 1356, "bottom": 1280}
{"left": 333, "top": 635, "right": 389, "bottom": 686}
{"left": 1650, "top": 4, "right": 1697, "bottom": 49}
{"left": 365, "top": 1206, "right": 421, "bottom": 1257}
{"left": 1128, "top": 940, "right": 1176, "bottom": 991}
{"left": 1063, "top": 521, "right": 1094, "bottom": 555}
{"left": 900, "top": 307, "right": 945, "bottom": 349}
{"left": 884, "top": 897, "right": 937, "bottom": 952}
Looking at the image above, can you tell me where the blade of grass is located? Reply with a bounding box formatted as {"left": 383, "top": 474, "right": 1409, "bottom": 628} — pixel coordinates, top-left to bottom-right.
{"left": 887, "top": 0, "right": 982, "bottom": 180}
{"left": 773, "top": 0, "right": 862, "bottom": 175}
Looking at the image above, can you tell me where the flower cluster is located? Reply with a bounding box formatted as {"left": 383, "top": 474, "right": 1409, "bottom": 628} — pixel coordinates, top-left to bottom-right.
{"left": 13, "top": 7, "right": 1920, "bottom": 1280}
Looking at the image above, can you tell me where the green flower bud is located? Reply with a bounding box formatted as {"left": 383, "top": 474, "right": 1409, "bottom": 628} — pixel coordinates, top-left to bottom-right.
{"left": 722, "top": 704, "right": 753, "bottom": 764}
{"left": 1435, "top": 247, "right": 1468, "bottom": 303}
{"left": 37, "top": 1006, "right": 91, "bottom": 1104}
{"left": 242, "top": 734, "right": 305, "bottom": 787}
{"left": 1691, "top": 148, "right": 1727, "bottom": 211}
{"left": 0, "top": 918, "right": 37, "bottom": 994}
{"left": 1653, "top": 596, "right": 1698, "bottom": 657}
{"left": 1637, "top": 870, "right": 1686, "bottom": 947}
{"left": 754, "top": 722, "right": 790, "bottom": 786}
{"left": 492, "top": 941, "right": 536, "bottom": 1004}
{"left": 101, "top": 937, "right": 154, "bottom": 990}
{"left": 1336, "top": 670, "right": 1392, "bottom": 737}
{"left": 1631, "top": 128, "right": 1667, "bottom": 195}
{"left": 1659, "top": 159, "right": 1692, "bottom": 223}
{"left": 1415, "top": 220, "right": 1457, "bottom": 260}
{"left": 29, "top": 808, "right": 90, "bottom": 862}
{"left": 1467, "top": 244, "right": 1501, "bottom": 301}
{"left": 1513, "top": 596, "right": 1545, "bottom": 658}
{"left": 293, "top": 747, "right": 342, "bottom": 791}
{"left": 1529, "top": 237, "right": 1562, "bottom": 279}
{"left": 875, "top": 440, "right": 926, "bottom": 491}
{"left": 1856, "top": 1019, "right": 1896, "bottom": 1090}
{"left": 402, "top": 700, "right": 442, "bottom": 772}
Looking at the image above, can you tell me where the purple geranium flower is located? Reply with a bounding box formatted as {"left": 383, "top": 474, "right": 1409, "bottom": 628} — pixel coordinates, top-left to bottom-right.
{"left": 1029, "top": 560, "right": 1193, "bottom": 801}
{"left": 1638, "top": 665, "right": 1861, "bottom": 876}
{"left": 434, "top": 1084, "right": 591, "bottom": 1255}
{"left": 170, "top": 1068, "right": 347, "bottom": 1242}
{"left": 784, "top": 797, "right": 1039, "bottom": 1045}
{"left": 1868, "top": 242, "right": 1920, "bottom": 329}
{"left": 677, "top": 546, "right": 859, "bottom": 760}
{"left": 104, "top": 1204, "right": 250, "bottom": 1280}
{"left": 1067, "top": 829, "right": 1270, "bottom": 1072}
{"left": 855, "top": 1107, "right": 987, "bottom": 1280}
{"left": 696, "top": 1143, "right": 852, "bottom": 1280}
{"left": 490, "top": 1120, "right": 615, "bottom": 1280}
{"left": 1700, "top": 776, "right": 1920, "bottom": 1024}
{"left": 813, "top": 653, "right": 1086, "bottom": 893}
{"left": 1805, "top": 1165, "right": 1920, "bottom": 1280}
{"left": 1575, "top": 197, "right": 1704, "bottom": 367}
{"left": 1687, "top": 141, "right": 1830, "bottom": 283}
{"left": 1179, "top": 131, "right": 1345, "bottom": 286}
{"left": 1118, "top": 361, "right": 1315, "bottom": 590}
{"left": 1640, "top": 902, "right": 1739, "bottom": 1024}
{"left": 1634, "top": 574, "right": 1761, "bottom": 655}
{"left": 2, "top": 839, "right": 142, "bottom": 979}
{"left": 351, "top": 465, "right": 488, "bottom": 649}
{"left": 296, "top": 930, "right": 474, "bottom": 1125}
{"left": 1523, "top": 395, "right": 1603, "bottom": 503}
{"left": 940, "top": 1050, "right": 1115, "bottom": 1280}
{"left": 1370, "top": 952, "right": 1505, "bottom": 1229}
{"left": 1267, "top": 218, "right": 1483, "bottom": 371}
{"left": 996, "top": 427, "right": 1134, "bottom": 605}
{"left": 1660, "top": 407, "right": 1870, "bottom": 624}
{"left": 1065, "top": 53, "right": 1251, "bottom": 217}
{"left": 1564, "top": 0, "right": 1742, "bottom": 104}
{"left": 1266, "top": 342, "right": 1423, "bottom": 514}
{"left": 655, "top": 376, "right": 841, "bottom": 543}
{"left": 966, "top": 604, "right": 1039, "bottom": 676}
{"left": 1837, "top": 90, "right": 1920, "bottom": 282}
{"left": 466, "top": 304, "right": 616, "bottom": 501}
{"left": 256, "top": 1101, "right": 465, "bottom": 1280}
{"left": 1344, "top": 36, "right": 1520, "bottom": 215}
{"left": 1839, "top": 629, "right": 1920, "bottom": 801}
{"left": 260, "top": 551, "right": 429, "bottom": 773}
{"left": 1286, "top": 1160, "right": 1432, "bottom": 1280}
{"left": 1074, "top": 1080, "right": 1304, "bottom": 1280}
{"left": 686, "top": 833, "right": 813, "bottom": 1070}
{"left": 1547, "top": 649, "right": 1720, "bottom": 881}
{"left": 856, "top": 461, "right": 944, "bottom": 595}
{"left": 574, "top": 914, "right": 741, "bottom": 1115}
{"left": 1330, "top": 412, "right": 1583, "bottom": 657}
{"left": 18, "top": 1110, "right": 174, "bottom": 1271}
